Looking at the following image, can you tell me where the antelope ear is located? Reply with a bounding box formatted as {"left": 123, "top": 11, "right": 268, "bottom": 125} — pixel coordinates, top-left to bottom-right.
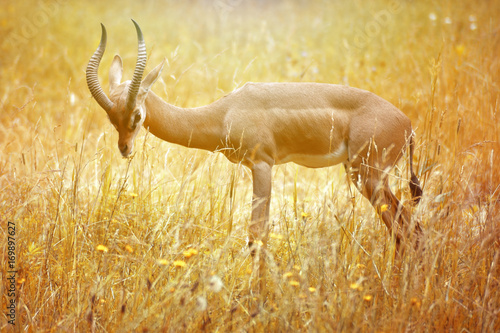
{"left": 136, "top": 59, "right": 166, "bottom": 105}
{"left": 109, "top": 55, "right": 123, "bottom": 92}
{"left": 141, "top": 59, "right": 166, "bottom": 92}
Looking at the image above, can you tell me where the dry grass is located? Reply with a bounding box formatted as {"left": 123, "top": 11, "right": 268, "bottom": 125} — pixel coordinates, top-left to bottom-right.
{"left": 1, "top": 0, "right": 499, "bottom": 331}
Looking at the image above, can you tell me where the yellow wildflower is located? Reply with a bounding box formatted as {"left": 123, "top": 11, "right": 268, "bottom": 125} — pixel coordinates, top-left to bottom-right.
{"left": 269, "top": 232, "right": 284, "bottom": 240}
{"left": 96, "top": 245, "right": 109, "bottom": 253}
{"left": 173, "top": 260, "right": 187, "bottom": 268}
{"left": 157, "top": 259, "right": 169, "bottom": 266}
{"left": 183, "top": 248, "right": 198, "bottom": 258}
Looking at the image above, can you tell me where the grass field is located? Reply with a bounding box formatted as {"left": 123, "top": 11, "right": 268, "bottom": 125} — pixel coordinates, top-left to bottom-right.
{"left": 1, "top": 0, "right": 499, "bottom": 331}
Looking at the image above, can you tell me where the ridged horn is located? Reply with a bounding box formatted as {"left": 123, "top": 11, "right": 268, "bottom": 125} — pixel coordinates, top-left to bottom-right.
{"left": 86, "top": 24, "right": 114, "bottom": 112}
{"left": 126, "top": 19, "right": 147, "bottom": 110}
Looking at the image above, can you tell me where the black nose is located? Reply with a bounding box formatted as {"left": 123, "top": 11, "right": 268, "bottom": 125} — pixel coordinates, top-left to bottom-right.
{"left": 120, "top": 144, "right": 128, "bottom": 154}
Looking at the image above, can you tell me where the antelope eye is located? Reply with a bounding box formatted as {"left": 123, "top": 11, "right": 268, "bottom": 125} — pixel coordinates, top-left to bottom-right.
{"left": 131, "top": 112, "right": 141, "bottom": 129}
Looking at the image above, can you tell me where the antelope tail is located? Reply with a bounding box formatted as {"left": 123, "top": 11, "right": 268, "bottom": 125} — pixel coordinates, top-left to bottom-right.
{"left": 408, "top": 134, "right": 423, "bottom": 204}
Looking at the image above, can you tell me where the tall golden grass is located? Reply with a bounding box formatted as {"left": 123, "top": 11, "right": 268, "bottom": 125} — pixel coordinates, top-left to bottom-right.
{"left": 1, "top": 0, "right": 499, "bottom": 331}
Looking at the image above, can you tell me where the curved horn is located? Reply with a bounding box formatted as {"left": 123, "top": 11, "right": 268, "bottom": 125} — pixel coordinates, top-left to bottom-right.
{"left": 86, "top": 24, "right": 114, "bottom": 112}
{"left": 126, "top": 19, "right": 147, "bottom": 110}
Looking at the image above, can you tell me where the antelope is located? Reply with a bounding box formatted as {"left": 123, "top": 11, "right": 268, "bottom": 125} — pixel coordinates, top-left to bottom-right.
{"left": 86, "top": 20, "right": 423, "bottom": 254}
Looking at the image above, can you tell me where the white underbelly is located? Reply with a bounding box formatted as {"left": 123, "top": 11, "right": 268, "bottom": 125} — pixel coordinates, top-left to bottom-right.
{"left": 278, "top": 141, "right": 348, "bottom": 168}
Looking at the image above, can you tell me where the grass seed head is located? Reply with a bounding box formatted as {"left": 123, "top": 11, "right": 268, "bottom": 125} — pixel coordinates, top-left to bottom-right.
{"left": 208, "top": 275, "right": 224, "bottom": 293}
{"left": 196, "top": 296, "right": 207, "bottom": 312}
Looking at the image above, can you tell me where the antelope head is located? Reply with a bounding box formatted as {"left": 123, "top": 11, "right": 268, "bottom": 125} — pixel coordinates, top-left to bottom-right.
{"left": 86, "top": 20, "right": 165, "bottom": 157}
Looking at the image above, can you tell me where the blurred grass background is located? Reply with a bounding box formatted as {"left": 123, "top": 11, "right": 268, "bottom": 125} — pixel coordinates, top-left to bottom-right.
{"left": 1, "top": 0, "right": 499, "bottom": 331}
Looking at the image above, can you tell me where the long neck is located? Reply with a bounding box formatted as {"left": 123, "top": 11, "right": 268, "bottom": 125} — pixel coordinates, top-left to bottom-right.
{"left": 143, "top": 91, "right": 225, "bottom": 152}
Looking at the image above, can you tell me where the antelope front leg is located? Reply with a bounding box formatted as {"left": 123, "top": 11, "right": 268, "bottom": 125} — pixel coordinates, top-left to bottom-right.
{"left": 248, "top": 161, "right": 273, "bottom": 253}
